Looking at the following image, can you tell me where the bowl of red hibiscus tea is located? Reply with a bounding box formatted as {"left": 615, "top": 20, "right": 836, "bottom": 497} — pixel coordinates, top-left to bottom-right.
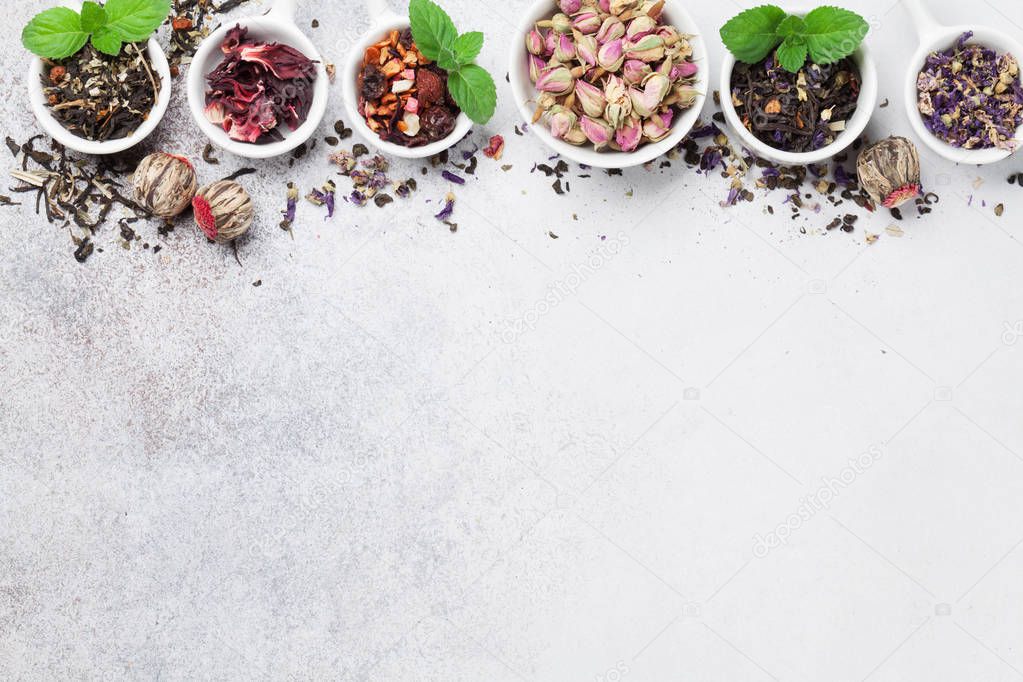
{"left": 186, "top": 1, "right": 328, "bottom": 160}
{"left": 27, "top": 37, "right": 172, "bottom": 156}
{"left": 718, "top": 5, "right": 878, "bottom": 165}
{"left": 343, "top": 22, "right": 472, "bottom": 159}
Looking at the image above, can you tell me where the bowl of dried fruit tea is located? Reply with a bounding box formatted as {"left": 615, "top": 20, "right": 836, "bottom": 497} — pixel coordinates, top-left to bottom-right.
{"left": 24, "top": 0, "right": 173, "bottom": 155}
{"left": 342, "top": 0, "right": 495, "bottom": 159}
{"left": 718, "top": 4, "right": 878, "bottom": 165}
{"left": 510, "top": 0, "right": 708, "bottom": 169}
{"left": 186, "top": 0, "right": 329, "bottom": 159}
{"left": 901, "top": 0, "right": 1023, "bottom": 165}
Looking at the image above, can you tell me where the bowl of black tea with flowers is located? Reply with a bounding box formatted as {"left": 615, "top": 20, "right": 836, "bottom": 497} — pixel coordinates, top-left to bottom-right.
{"left": 718, "top": 4, "right": 877, "bottom": 164}
{"left": 23, "top": 0, "right": 173, "bottom": 155}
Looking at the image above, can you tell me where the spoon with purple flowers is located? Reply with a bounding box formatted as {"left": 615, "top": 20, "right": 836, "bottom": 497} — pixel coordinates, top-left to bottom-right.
{"left": 903, "top": 0, "right": 1023, "bottom": 164}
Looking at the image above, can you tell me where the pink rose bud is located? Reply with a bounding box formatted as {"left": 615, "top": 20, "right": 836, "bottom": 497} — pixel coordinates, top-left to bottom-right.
{"left": 547, "top": 106, "right": 578, "bottom": 140}
{"left": 615, "top": 115, "right": 642, "bottom": 152}
{"left": 545, "top": 30, "right": 559, "bottom": 56}
{"left": 658, "top": 25, "right": 682, "bottom": 46}
{"left": 574, "top": 80, "right": 607, "bottom": 117}
{"left": 671, "top": 61, "right": 699, "bottom": 80}
{"left": 572, "top": 12, "right": 602, "bottom": 34}
{"left": 525, "top": 28, "right": 545, "bottom": 56}
{"left": 597, "top": 38, "right": 624, "bottom": 71}
{"left": 598, "top": 0, "right": 610, "bottom": 11}
{"left": 528, "top": 55, "right": 546, "bottom": 82}
{"left": 580, "top": 115, "right": 612, "bottom": 149}
{"left": 629, "top": 73, "right": 670, "bottom": 117}
{"left": 575, "top": 33, "right": 598, "bottom": 66}
{"left": 622, "top": 59, "right": 651, "bottom": 85}
{"left": 625, "top": 34, "right": 665, "bottom": 62}
{"left": 626, "top": 16, "right": 656, "bottom": 39}
{"left": 643, "top": 109, "right": 674, "bottom": 141}
{"left": 554, "top": 34, "right": 576, "bottom": 62}
{"left": 536, "top": 65, "right": 575, "bottom": 95}
{"left": 559, "top": 0, "right": 581, "bottom": 13}
{"left": 596, "top": 16, "right": 625, "bottom": 44}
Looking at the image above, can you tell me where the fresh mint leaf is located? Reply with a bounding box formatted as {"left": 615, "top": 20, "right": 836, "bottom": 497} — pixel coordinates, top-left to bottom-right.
{"left": 104, "top": 0, "right": 170, "bottom": 42}
{"left": 80, "top": 2, "right": 108, "bottom": 34}
{"left": 22, "top": 7, "right": 89, "bottom": 59}
{"left": 719, "top": 4, "right": 786, "bottom": 63}
{"left": 802, "top": 6, "right": 869, "bottom": 64}
{"left": 409, "top": 0, "right": 457, "bottom": 63}
{"left": 453, "top": 31, "right": 484, "bottom": 65}
{"left": 448, "top": 64, "right": 496, "bottom": 124}
{"left": 774, "top": 15, "right": 804, "bottom": 38}
{"left": 775, "top": 35, "right": 808, "bottom": 72}
{"left": 91, "top": 25, "right": 123, "bottom": 56}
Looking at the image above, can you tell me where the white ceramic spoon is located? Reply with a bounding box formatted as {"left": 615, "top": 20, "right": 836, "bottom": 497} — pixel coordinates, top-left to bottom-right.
{"left": 341, "top": 0, "right": 473, "bottom": 159}
{"left": 902, "top": 0, "right": 1023, "bottom": 164}
{"left": 186, "top": 0, "right": 329, "bottom": 159}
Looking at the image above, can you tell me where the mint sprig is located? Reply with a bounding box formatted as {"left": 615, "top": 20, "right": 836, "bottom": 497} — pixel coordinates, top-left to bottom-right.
{"left": 409, "top": 0, "right": 497, "bottom": 125}
{"left": 22, "top": 0, "right": 170, "bottom": 59}
{"left": 720, "top": 4, "right": 868, "bottom": 73}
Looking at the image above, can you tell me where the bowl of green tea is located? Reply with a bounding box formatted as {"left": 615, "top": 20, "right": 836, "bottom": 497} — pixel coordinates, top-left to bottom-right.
{"left": 23, "top": 1, "right": 173, "bottom": 155}
{"left": 718, "top": 4, "right": 877, "bottom": 164}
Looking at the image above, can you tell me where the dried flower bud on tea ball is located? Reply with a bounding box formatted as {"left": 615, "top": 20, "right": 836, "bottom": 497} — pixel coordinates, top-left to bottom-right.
{"left": 856, "top": 137, "right": 922, "bottom": 208}
{"left": 132, "top": 152, "right": 198, "bottom": 218}
{"left": 192, "top": 181, "right": 254, "bottom": 244}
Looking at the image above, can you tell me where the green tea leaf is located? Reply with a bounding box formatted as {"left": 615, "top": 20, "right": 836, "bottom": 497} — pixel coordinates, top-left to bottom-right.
{"left": 408, "top": 0, "right": 457, "bottom": 62}
{"left": 719, "top": 4, "right": 786, "bottom": 63}
{"left": 91, "top": 25, "right": 123, "bottom": 56}
{"left": 80, "top": 2, "right": 108, "bottom": 33}
{"left": 775, "top": 35, "right": 808, "bottom": 72}
{"left": 453, "top": 31, "right": 484, "bottom": 65}
{"left": 104, "top": 0, "right": 171, "bottom": 42}
{"left": 802, "top": 6, "right": 869, "bottom": 64}
{"left": 22, "top": 7, "right": 89, "bottom": 60}
{"left": 448, "top": 64, "right": 496, "bottom": 125}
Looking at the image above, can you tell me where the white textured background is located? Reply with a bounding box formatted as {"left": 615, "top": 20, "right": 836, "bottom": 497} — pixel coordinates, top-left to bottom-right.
{"left": 3, "top": 0, "right": 1023, "bottom": 679}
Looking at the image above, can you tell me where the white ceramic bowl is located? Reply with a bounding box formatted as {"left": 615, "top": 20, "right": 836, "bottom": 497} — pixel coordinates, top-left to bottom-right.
{"left": 342, "top": 0, "right": 473, "bottom": 159}
{"left": 509, "top": 0, "right": 709, "bottom": 169}
{"left": 719, "top": 42, "right": 878, "bottom": 165}
{"left": 902, "top": 0, "right": 1022, "bottom": 165}
{"left": 27, "top": 37, "right": 172, "bottom": 155}
{"left": 186, "top": 0, "right": 329, "bottom": 159}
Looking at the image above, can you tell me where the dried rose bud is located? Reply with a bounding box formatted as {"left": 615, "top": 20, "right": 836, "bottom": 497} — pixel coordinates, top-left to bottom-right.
{"left": 193, "top": 181, "right": 255, "bottom": 244}
{"left": 525, "top": 28, "right": 545, "bottom": 56}
{"left": 132, "top": 152, "right": 198, "bottom": 218}
{"left": 625, "top": 34, "right": 664, "bottom": 62}
{"left": 559, "top": 0, "right": 581, "bottom": 13}
{"left": 856, "top": 137, "right": 922, "bottom": 208}
{"left": 572, "top": 12, "right": 602, "bottom": 34}
{"left": 551, "top": 13, "right": 572, "bottom": 33}
{"left": 615, "top": 114, "right": 643, "bottom": 152}
{"left": 626, "top": 16, "right": 656, "bottom": 39}
{"left": 580, "top": 115, "right": 613, "bottom": 148}
{"left": 536, "top": 66, "right": 574, "bottom": 95}
{"left": 597, "top": 39, "right": 625, "bottom": 72}
{"left": 629, "top": 73, "right": 670, "bottom": 117}
{"left": 575, "top": 80, "right": 607, "bottom": 118}
{"left": 596, "top": 17, "right": 625, "bottom": 44}
{"left": 528, "top": 55, "right": 546, "bottom": 83}
{"left": 547, "top": 106, "right": 578, "bottom": 140}
{"left": 622, "top": 59, "right": 651, "bottom": 85}
{"left": 575, "top": 32, "right": 598, "bottom": 66}
{"left": 554, "top": 34, "right": 576, "bottom": 62}
{"left": 643, "top": 109, "right": 673, "bottom": 141}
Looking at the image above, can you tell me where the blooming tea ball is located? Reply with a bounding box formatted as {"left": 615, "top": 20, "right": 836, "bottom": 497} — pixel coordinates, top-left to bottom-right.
{"left": 192, "top": 180, "right": 254, "bottom": 244}
{"left": 132, "top": 152, "right": 198, "bottom": 218}
{"left": 856, "top": 137, "right": 921, "bottom": 209}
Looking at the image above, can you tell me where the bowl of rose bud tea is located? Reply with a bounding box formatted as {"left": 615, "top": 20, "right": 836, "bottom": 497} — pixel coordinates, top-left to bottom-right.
{"left": 186, "top": 0, "right": 329, "bottom": 159}
{"left": 718, "top": 4, "right": 878, "bottom": 165}
{"left": 510, "top": 0, "right": 708, "bottom": 169}
{"left": 24, "top": 0, "right": 173, "bottom": 155}
{"left": 342, "top": 0, "right": 495, "bottom": 159}
{"left": 902, "top": 0, "right": 1023, "bottom": 165}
